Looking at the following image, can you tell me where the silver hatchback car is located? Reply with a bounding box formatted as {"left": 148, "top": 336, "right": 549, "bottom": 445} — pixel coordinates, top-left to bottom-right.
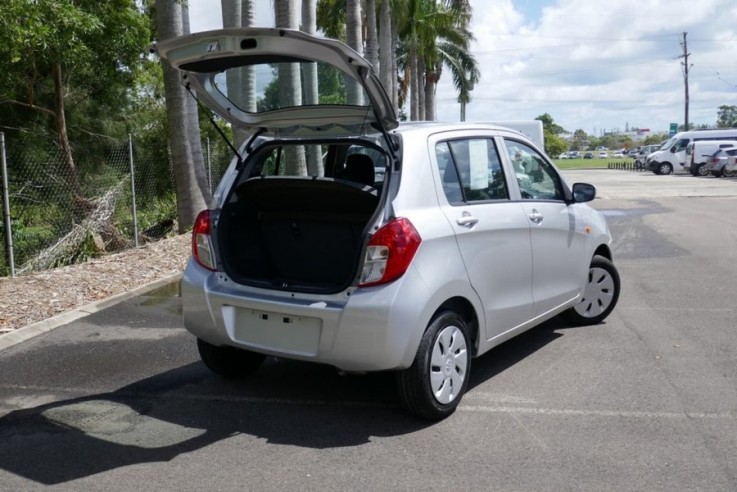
{"left": 156, "top": 28, "right": 620, "bottom": 420}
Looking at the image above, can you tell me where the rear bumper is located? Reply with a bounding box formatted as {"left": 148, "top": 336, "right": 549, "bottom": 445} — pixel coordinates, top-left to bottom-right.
{"left": 181, "top": 259, "right": 431, "bottom": 372}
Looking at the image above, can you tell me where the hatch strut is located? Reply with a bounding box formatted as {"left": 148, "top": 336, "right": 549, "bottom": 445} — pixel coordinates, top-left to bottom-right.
{"left": 184, "top": 83, "right": 243, "bottom": 168}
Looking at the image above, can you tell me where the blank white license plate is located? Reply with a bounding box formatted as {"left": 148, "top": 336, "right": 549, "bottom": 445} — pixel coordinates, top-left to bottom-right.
{"left": 224, "top": 306, "right": 322, "bottom": 356}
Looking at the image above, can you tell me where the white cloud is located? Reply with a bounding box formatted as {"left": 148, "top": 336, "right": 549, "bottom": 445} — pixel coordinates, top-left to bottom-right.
{"left": 439, "top": 0, "right": 737, "bottom": 133}
{"left": 186, "top": 0, "right": 737, "bottom": 134}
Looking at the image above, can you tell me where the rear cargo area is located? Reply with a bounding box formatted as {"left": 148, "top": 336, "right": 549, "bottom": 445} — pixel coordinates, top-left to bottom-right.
{"left": 217, "top": 177, "right": 380, "bottom": 292}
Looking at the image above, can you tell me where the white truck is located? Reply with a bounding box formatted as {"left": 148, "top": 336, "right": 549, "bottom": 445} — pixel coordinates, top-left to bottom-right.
{"left": 486, "top": 120, "right": 545, "bottom": 151}
{"left": 646, "top": 129, "right": 737, "bottom": 175}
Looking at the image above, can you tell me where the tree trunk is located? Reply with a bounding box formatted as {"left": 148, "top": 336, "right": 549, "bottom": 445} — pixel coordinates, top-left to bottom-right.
{"left": 409, "top": 44, "right": 418, "bottom": 121}
{"left": 274, "top": 0, "right": 307, "bottom": 176}
{"left": 417, "top": 56, "right": 425, "bottom": 120}
{"left": 51, "top": 63, "right": 82, "bottom": 201}
{"left": 390, "top": 12, "right": 399, "bottom": 112}
{"left": 156, "top": 0, "right": 211, "bottom": 232}
{"left": 301, "top": 0, "right": 323, "bottom": 177}
{"left": 424, "top": 67, "right": 437, "bottom": 121}
{"left": 242, "top": 0, "right": 257, "bottom": 113}
{"left": 345, "top": 0, "right": 363, "bottom": 106}
{"left": 378, "top": 0, "right": 393, "bottom": 98}
{"left": 365, "top": 0, "right": 379, "bottom": 75}
{"left": 221, "top": 0, "right": 249, "bottom": 148}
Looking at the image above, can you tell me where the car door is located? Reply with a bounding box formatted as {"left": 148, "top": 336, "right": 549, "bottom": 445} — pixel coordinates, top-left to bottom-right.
{"left": 502, "top": 139, "right": 588, "bottom": 318}
{"left": 432, "top": 135, "right": 534, "bottom": 340}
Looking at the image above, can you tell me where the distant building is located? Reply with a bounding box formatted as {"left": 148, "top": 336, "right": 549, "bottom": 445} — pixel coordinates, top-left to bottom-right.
{"left": 605, "top": 129, "right": 651, "bottom": 142}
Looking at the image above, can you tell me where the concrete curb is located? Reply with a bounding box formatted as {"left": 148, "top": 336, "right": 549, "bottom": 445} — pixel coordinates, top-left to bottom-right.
{"left": 0, "top": 273, "right": 182, "bottom": 352}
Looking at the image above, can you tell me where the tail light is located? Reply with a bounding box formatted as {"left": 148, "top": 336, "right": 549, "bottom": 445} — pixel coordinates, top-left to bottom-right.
{"left": 359, "top": 218, "right": 421, "bottom": 287}
{"left": 192, "top": 210, "right": 216, "bottom": 271}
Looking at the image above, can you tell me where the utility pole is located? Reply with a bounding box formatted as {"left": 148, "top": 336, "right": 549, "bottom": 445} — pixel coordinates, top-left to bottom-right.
{"left": 679, "top": 32, "right": 691, "bottom": 131}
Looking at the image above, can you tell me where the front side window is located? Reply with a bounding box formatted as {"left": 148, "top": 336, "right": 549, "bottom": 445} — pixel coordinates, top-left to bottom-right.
{"left": 504, "top": 140, "right": 564, "bottom": 201}
{"left": 434, "top": 138, "right": 508, "bottom": 204}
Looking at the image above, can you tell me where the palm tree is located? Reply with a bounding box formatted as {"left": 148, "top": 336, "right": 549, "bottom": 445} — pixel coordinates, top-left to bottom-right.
{"left": 378, "top": 0, "right": 394, "bottom": 104}
{"left": 345, "top": 0, "right": 363, "bottom": 105}
{"left": 274, "top": 0, "right": 307, "bottom": 175}
{"left": 302, "top": 0, "right": 323, "bottom": 176}
{"left": 398, "top": 0, "right": 478, "bottom": 121}
{"left": 156, "top": 0, "right": 210, "bottom": 231}
{"left": 364, "top": 0, "right": 379, "bottom": 74}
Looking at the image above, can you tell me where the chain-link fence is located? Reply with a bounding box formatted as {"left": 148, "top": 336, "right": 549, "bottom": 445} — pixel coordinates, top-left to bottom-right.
{"left": 0, "top": 131, "right": 232, "bottom": 277}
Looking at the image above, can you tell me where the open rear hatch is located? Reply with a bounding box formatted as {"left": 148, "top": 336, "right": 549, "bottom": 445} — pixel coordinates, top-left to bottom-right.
{"left": 154, "top": 27, "right": 397, "bottom": 138}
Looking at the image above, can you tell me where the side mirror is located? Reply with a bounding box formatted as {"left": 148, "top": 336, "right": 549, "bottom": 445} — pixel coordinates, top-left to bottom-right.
{"left": 670, "top": 147, "right": 677, "bottom": 153}
{"left": 571, "top": 182, "right": 596, "bottom": 203}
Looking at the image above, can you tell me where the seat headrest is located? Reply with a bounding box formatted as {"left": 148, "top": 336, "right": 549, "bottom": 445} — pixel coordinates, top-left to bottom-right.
{"left": 338, "top": 154, "right": 375, "bottom": 187}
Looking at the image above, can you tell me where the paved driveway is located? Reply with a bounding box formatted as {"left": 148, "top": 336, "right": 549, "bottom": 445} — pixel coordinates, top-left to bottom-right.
{"left": 1, "top": 170, "right": 736, "bottom": 491}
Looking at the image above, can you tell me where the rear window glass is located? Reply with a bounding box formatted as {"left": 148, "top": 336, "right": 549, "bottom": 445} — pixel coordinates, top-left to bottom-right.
{"left": 213, "top": 61, "right": 371, "bottom": 113}
{"left": 244, "top": 142, "right": 386, "bottom": 188}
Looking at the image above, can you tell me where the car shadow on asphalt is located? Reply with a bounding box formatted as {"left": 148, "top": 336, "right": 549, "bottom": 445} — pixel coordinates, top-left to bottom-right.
{"left": 0, "top": 316, "right": 576, "bottom": 486}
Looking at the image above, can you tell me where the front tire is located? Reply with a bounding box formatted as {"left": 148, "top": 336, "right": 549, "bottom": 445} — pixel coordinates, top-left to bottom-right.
{"left": 197, "top": 338, "right": 266, "bottom": 378}
{"left": 724, "top": 168, "right": 737, "bottom": 178}
{"left": 396, "top": 311, "right": 471, "bottom": 420}
{"left": 658, "top": 162, "right": 673, "bottom": 175}
{"left": 562, "top": 256, "right": 620, "bottom": 326}
{"left": 696, "top": 164, "right": 709, "bottom": 177}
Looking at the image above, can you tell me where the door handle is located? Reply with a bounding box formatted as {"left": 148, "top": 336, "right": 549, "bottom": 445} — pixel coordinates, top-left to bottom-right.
{"left": 528, "top": 209, "right": 544, "bottom": 224}
{"left": 456, "top": 212, "right": 478, "bottom": 227}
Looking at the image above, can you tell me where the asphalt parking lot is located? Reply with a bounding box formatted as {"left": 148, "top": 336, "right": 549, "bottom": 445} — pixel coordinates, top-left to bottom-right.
{"left": 1, "top": 170, "right": 736, "bottom": 491}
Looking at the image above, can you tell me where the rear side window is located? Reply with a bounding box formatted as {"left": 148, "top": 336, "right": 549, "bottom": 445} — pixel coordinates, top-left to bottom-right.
{"left": 434, "top": 138, "right": 508, "bottom": 204}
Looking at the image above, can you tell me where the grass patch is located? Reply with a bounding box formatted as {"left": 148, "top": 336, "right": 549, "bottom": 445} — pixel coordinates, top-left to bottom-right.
{"left": 553, "top": 158, "right": 634, "bottom": 170}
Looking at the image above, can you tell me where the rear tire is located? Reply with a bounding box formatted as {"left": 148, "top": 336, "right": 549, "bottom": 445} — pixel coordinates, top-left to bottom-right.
{"left": 562, "top": 256, "right": 620, "bottom": 326}
{"left": 696, "top": 164, "right": 709, "bottom": 177}
{"left": 724, "top": 168, "right": 737, "bottom": 178}
{"left": 396, "top": 311, "right": 471, "bottom": 420}
{"left": 197, "top": 338, "right": 266, "bottom": 378}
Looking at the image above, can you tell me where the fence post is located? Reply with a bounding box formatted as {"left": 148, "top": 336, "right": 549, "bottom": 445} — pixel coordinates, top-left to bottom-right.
{"left": 206, "top": 137, "right": 212, "bottom": 194}
{"left": 1, "top": 132, "right": 15, "bottom": 277}
{"left": 128, "top": 134, "right": 139, "bottom": 248}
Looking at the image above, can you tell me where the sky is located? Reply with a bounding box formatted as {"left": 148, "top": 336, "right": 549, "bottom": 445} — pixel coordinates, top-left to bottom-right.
{"left": 186, "top": 0, "right": 737, "bottom": 136}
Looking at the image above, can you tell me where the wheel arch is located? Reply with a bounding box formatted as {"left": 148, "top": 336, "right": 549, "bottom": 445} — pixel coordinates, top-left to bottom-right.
{"left": 593, "top": 244, "right": 613, "bottom": 262}
{"left": 430, "top": 296, "right": 480, "bottom": 357}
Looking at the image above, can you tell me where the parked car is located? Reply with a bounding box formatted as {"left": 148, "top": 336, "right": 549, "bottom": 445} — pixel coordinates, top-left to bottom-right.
{"left": 704, "top": 148, "right": 737, "bottom": 177}
{"left": 558, "top": 152, "right": 570, "bottom": 159}
{"left": 568, "top": 151, "right": 581, "bottom": 159}
{"left": 725, "top": 153, "right": 737, "bottom": 174}
{"left": 634, "top": 144, "right": 662, "bottom": 168}
{"left": 583, "top": 152, "right": 594, "bottom": 159}
{"left": 613, "top": 151, "right": 625, "bottom": 158}
{"left": 686, "top": 140, "right": 737, "bottom": 176}
{"left": 598, "top": 151, "right": 608, "bottom": 159}
{"left": 155, "top": 28, "right": 621, "bottom": 420}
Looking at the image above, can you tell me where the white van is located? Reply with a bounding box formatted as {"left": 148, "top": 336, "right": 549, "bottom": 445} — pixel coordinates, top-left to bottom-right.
{"left": 686, "top": 140, "right": 737, "bottom": 176}
{"left": 646, "top": 129, "right": 737, "bottom": 175}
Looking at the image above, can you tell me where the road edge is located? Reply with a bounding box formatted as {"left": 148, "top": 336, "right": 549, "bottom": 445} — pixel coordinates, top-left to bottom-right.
{"left": 0, "top": 273, "right": 182, "bottom": 352}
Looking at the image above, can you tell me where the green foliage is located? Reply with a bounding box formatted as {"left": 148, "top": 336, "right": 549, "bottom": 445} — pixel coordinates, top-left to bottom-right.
{"left": 0, "top": 0, "right": 151, "bottom": 154}
{"left": 544, "top": 131, "right": 568, "bottom": 157}
{"left": 570, "top": 129, "right": 589, "bottom": 151}
{"left": 535, "top": 113, "right": 567, "bottom": 134}
{"left": 643, "top": 133, "right": 668, "bottom": 145}
{"left": 717, "top": 105, "right": 737, "bottom": 128}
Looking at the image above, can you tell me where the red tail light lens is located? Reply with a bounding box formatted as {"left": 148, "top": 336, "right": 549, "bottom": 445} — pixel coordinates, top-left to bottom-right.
{"left": 359, "top": 218, "right": 421, "bottom": 287}
{"left": 192, "top": 210, "right": 215, "bottom": 271}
